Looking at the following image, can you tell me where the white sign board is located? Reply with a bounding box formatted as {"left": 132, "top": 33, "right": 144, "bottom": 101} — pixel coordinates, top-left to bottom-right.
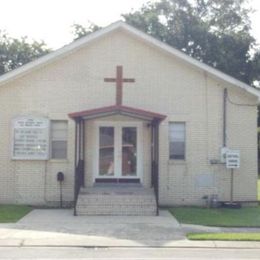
{"left": 12, "top": 117, "right": 49, "bottom": 160}
{"left": 226, "top": 150, "right": 240, "bottom": 169}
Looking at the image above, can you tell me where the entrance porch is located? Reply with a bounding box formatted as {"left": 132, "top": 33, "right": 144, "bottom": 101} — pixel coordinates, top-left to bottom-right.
{"left": 69, "top": 105, "right": 165, "bottom": 216}
{"left": 76, "top": 185, "right": 157, "bottom": 216}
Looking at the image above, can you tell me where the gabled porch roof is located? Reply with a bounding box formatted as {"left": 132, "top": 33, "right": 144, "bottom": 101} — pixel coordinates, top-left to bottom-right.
{"left": 68, "top": 105, "right": 166, "bottom": 122}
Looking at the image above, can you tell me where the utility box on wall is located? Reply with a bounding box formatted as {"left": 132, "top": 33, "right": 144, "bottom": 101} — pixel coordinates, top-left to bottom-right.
{"left": 220, "top": 147, "right": 229, "bottom": 163}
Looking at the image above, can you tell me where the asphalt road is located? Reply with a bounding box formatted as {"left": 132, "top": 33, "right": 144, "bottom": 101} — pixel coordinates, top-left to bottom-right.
{"left": 0, "top": 247, "right": 260, "bottom": 259}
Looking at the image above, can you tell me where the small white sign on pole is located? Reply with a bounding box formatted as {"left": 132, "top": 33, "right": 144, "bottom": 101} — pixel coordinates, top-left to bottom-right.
{"left": 226, "top": 150, "right": 240, "bottom": 169}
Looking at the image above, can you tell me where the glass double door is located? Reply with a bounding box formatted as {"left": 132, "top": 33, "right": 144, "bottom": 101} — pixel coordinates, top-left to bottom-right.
{"left": 96, "top": 122, "right": 141, "bottom": 179}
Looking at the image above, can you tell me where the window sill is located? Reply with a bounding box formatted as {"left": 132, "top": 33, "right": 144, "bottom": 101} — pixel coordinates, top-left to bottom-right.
{"left": 48, "top": 159, "right": 69, "bottom": 163}
{"left": 168, "top": 159, "right": 186, "bottom": 165}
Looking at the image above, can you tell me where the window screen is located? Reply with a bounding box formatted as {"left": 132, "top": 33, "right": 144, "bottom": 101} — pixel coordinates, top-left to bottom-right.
{"left": 51, "top": 121, "right": 68, "bottom": 159}
{"left": 169, "top": 122, "right": 185, "bottom": 160}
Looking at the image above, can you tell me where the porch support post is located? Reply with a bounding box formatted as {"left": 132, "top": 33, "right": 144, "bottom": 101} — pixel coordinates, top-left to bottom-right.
{"left": 78, "top": 119, "right": 85, "bottom": 187}
{"left": 151, "top": 119, "right": 160, "bottom": 216}
{"left": 151, "top": 122, "right": 155, "bottom": 187}
{"left": 74, "top": 118, "right": 86, "bottom": 216}
{"left": 74, "top": 118, "right": 80, "bottom": 216}
{"left": 82, "top": 120, "right": 85, "bottom": 187}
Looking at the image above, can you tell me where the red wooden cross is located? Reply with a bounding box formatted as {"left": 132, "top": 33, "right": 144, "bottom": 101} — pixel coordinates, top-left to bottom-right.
{"left": 104, "top": 65, "right": 135, "bottom": 105}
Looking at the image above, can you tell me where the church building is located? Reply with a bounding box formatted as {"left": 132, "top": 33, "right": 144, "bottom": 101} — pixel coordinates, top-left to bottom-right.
{"left": 0, "top": 21, "right": 259, "bottom": 215}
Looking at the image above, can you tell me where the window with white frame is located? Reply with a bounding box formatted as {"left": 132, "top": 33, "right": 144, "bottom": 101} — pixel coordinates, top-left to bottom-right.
{"left": 51, "top": 120, "right": 68, "bottom": 159}
{"left": 169, "top": 122, "right": 185, "bottom": 160}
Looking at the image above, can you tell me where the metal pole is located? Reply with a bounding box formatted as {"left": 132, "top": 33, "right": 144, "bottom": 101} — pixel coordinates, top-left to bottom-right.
{"left": 60, "top": 181, "right": 63, "bottom": 208}
{"left": 230, "top": 168, "right": 234, "bottom": 203}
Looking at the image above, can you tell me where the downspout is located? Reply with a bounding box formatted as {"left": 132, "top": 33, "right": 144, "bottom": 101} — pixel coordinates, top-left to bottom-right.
{"left": 82, "top": 120, "right": 85, "bottom": 187}
{"left": 223, "top": 88, "right": 227, "bottom": 147}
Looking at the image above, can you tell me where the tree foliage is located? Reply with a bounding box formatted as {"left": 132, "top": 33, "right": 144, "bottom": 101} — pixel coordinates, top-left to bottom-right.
{"left": 252, "top": 51, "right": 260, "bottom": 87}
{"left": 71, "top": 22, "right": 101, "bottom": 41}
{"left": 122, "top": 0, "right": 259, "bottom": 85}
{"left": 0, "top": 31, "right": 50, "bottom": 76}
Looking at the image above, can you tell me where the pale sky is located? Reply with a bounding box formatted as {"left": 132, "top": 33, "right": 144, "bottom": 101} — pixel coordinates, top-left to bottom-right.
{"left": 0, "top": 0, "right": 259, "bottom": 49}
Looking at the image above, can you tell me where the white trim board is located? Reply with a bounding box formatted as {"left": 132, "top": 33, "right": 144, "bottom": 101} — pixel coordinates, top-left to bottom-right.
{"left": 0, "top": 21, "right": 259, "bottom": 101}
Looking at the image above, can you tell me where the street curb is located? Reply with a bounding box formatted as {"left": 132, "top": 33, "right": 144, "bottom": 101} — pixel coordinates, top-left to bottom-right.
{"left": 1, "top": 239, "right": 260, "bottom": 249}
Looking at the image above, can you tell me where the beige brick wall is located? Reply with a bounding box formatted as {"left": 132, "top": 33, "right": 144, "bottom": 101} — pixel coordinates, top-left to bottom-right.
{"left": 0, "top": 29, "right": 257, "bottom": 206}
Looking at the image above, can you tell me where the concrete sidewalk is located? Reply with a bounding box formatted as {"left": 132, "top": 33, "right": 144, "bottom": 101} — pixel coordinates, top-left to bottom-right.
{"left": 0, "top": 209, "right": 260, "bottom": 249}
{"left": 0, "top": 209, "right": 185, "bottom": 247}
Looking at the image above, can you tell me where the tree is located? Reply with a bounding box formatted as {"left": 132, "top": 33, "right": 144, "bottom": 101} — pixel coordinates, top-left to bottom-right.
{"left": 0, "top": 31, "right": 50, "bottom": 76}
{"left": 71, "top": 22, "right": 101, "bottom": 41}
{"left": 122, "top": 0, "right": 259, "bottom": 85}
{"left": 252, "top": 51, "right": 260, "bottom": 87}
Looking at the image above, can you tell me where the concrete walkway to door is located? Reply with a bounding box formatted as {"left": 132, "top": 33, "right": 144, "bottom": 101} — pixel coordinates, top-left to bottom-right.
{"left": 0, "top": 209, "right": 186, "bottom": 247}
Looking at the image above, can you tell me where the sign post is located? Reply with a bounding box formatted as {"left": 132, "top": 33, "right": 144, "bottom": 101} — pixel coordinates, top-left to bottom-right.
{"left": 226, "top": 150, "right": 240, "bottom": 203}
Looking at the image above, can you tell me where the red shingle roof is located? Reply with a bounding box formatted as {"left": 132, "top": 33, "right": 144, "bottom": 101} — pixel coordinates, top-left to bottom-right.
{"left": 68, "top": 105, "right": 166, "bottom": 122}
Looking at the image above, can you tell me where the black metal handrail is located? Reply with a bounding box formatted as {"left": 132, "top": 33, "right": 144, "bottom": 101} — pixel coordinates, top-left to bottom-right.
{"left": 74, "top": 159, "right": 84, "bottom": 216}
{"left": 152, "top": 160, "right": 159, "bottom": 215}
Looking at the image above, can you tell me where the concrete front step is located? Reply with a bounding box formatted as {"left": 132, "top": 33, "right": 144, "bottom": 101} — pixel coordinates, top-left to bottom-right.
{"left": 77, "top": 207, "right": 157, "bottom": 216}
{"left": 77, "top": 197, "right": 156, "bottom": 204}
{"left": 76, "top": 186, "right": 157, "bottom": 216}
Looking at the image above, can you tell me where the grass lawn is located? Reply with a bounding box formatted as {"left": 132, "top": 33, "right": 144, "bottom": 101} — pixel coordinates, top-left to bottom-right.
{"left": 0, "top": 205, "right": 32, "bottom": 223}
{"left": 169, "top": 206, "right": 260, "bottom": 227}
{"left": 187, "top": 233, "right": 260, "bottom": 241}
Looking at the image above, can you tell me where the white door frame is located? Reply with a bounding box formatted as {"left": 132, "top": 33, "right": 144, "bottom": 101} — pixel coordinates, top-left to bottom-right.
{"left": 93, "top": 121, "right": 143, "bottom": 182}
